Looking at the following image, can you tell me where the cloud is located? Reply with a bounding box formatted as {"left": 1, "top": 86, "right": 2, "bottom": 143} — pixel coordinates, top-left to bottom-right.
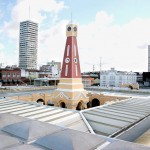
{"left": 0, "top": 43, "right": 4, "bottom": 50}
{"left": 3, "top": 0, "right": 66, "bottom": 40}
{"left": 1, "top": 0, "right": 66, "bottom": 66}
{"left": 38, "top": 19, "right": 68, "bottom": 66}
{"left": 12, "top": 0, "right": 65, "bottom": 23}
{"left": 1, "top": 3, "right": 150, "bottom": 73}
{"left": 0, "top": 43, "right": 5, "bottom": 64}
{"left": 77, "top": 11, "right": 149, "bottom": 72}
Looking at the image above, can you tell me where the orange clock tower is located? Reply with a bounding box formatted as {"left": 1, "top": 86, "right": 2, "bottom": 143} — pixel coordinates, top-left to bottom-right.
{"left": 52, "top": 24, "right": 89, "bottom": 110}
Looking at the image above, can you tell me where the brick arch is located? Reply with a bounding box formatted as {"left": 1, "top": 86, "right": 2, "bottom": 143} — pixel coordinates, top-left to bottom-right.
{"left": 91, "top": 98, "right": 100, "bottom": 107}
{"left": 87, "top": 93, "right": 105, "bottom": 105}
{"left": 59, "top": 101, "right": 66, "bottom": 108}
{"left": 76, "top": 101, "right": 84, "bottom": 110}
{"left": 37, "top": 99, "right": 45, "bottom": 105}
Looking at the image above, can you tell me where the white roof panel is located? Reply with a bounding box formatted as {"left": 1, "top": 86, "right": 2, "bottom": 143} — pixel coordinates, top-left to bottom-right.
{"left": 82, "top": 98, "right": 150, "bottom": 137}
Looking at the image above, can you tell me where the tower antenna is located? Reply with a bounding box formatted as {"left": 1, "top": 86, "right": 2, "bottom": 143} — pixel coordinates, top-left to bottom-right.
{"left": 69, "top": 0, "right": 73, "bottom": 23}
{"left": 28, "top": 0, "right": 30, "bottom": 20}
{"left": 71, "top": 12, "right": 72, "bottom": 23}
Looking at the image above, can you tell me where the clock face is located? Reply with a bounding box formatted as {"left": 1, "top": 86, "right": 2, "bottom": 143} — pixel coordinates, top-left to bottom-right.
{"left": 67, "top": 26, "right": 71, "bottom": 31}
{"left": 74, "top": 58, "right": 78, "bottom": 63}
{"left": 65, "top": 57, "right": 70, "bottom": 63}
{"left": 74, "top": 27, "right": 77, "bottom": 32}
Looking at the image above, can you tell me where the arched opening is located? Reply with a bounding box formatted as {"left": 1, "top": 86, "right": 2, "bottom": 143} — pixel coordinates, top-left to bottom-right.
{"left": 7, "top": 80, "right": 10, "bottom": 85}
{"left": 37, "top": 99, "right": 45, "bottom": 105}
{"left": 12, "top": 80, "right": 15, "bottom": 85}
{"left": 76, "top": 102, "right": 83, "bottom": 110}
{"left": 87, "top": 102, "right": 91, "bottom": 108}
{"left": 92, "top": 98, "right": 100, "bottom": 107}
{"left": 47, "top": 100, "right": 54, "bottom": 106}
{"left": 60, "top": 102, "right": 66, "bottom": 108}
{"left": 129, "top": 85, "right": 133, "bottom": 90}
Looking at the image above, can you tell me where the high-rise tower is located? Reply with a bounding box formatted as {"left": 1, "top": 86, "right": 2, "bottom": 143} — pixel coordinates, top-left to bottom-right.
{"left": 19, "top": 20, "right": 38, "bottom": 69}
{"left": 52, "top": 24, "right": 89, "bottom": 110}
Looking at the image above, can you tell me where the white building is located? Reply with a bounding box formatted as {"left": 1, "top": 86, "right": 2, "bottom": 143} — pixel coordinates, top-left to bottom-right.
{"left": 148, "top": 45, "right": 150, "bottom": 72}
{"left": 40, "top": 61, "right": 61, "bottom": 77}
{"left": 19, "top": 20, "right": 38, "bottom": 69}
{"left": 100, "top": 68, "right": 137, "bottom": 87}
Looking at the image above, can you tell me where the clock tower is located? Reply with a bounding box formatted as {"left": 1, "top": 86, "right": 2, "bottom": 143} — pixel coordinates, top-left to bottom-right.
{"left": 52, "top": 24, "right": 89, "bottom": 110}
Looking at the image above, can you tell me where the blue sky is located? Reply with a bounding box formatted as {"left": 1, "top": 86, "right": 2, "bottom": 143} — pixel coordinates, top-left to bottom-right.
{"left": 0, "top": 0, "right": 150, "bottom": 72}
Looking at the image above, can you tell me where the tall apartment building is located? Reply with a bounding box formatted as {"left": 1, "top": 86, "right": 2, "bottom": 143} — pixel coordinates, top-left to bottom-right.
{"left": 148, "top": 45, "right": 150, "bottom": 72}
{"left": 19, "top": 20, "right": 38, "bottom": 69}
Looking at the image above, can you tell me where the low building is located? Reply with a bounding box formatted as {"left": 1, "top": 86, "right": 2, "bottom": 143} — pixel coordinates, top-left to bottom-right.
{"left": 34, "top": 77, "right": 59, "bottom": 86}
{"left": 82, "top": 75, "right": 94, "bottom": 87}
{"left": 82, "top": 72, "right": 100, "bottom": 86}
{"left": 100, "top": 68, "right": 137, "bottom": 87}
{"left": 0, "top": 68, "right": 21, "bottom": 86}
{"left": 143, "top": 72, "right": 150, "bottom": 87}
{"left": 135, "top": 72, "right": 144, "bottom": 87}
{"left": 40, "top": 61, "right": 61, "bottom": 77}
{"left": 21, "top": 69, "right": 40, "bottom": 85}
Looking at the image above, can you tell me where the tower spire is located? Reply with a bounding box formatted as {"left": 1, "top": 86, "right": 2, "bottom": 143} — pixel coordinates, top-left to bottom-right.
{"left": 61, "top": 24, "right": 80, "bottom": 78}
{"left": 52, "top": 23, "right": 89, "bottom": 110}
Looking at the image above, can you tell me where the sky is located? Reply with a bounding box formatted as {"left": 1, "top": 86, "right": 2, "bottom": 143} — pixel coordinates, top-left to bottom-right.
{"left": 0, "top": 0, "right": 150, "bottom": 72}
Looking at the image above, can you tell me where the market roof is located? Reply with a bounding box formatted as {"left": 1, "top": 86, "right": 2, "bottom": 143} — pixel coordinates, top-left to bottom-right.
{"left": 0, "top": 97, "right": 150, "bottom": 149}
{"left": 0, "top": 113, "right": 107, "bottom": 150}
{"left": 0, "top": 113, "right": 150, "bottom": 150}
{"left": 0, "top": 98, "right": 90, "bottom": 133}
{"left": 82, "top": 97, "right": 150, "bottom": 138}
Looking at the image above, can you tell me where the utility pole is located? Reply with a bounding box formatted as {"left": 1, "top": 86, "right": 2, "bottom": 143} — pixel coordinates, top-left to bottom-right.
{"left": 99, "top": 57, "right": 102, "bottom": 86}
{"left": 93, "top": 65, "right": 95, "bottom": 72}
{"left": 100, "top": 57, "right": 102, "bottom": 72}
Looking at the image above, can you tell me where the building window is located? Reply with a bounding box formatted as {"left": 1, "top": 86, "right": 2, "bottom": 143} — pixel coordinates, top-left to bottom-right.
{"left": 17, "top": 74, "right": 20, "bottom": 77}
{"left": 7, "top": 72, "right": 10, "bottom": 77}
{"left": 103, "top": 76, "right": 106, "bottom": 80}
{"left": 13, "top": 73, "right": 16, "bottom": 77}
{"left": 110, "top": 76, "right": 115, "bottom": 80}
{"left": 2, "top": 73, "right": 6, "bottom": 77}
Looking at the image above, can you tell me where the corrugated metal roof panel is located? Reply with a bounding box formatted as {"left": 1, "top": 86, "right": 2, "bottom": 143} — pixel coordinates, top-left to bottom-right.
{"left": 85, "top": 110, "right": 135, "bottom": 123}
{"left": 38, "top": 111, "right": 74, "bottom": 122}
{"left": 84, "top": 113, "right": 130, "bottom": 128}
{"left": 82, "top": 98, "right": 150, "bottom": 137}
{"left": 0, "top": 98, "right": 90, "bottom": 134}
{"left": 27, "top": 109, "right": 64, "bottom": 119}
{"left": 0, "top": 105, "right": 37, "bottom": 113}
{"left": 92, "top": 108, "right": 140, "bottom": 120}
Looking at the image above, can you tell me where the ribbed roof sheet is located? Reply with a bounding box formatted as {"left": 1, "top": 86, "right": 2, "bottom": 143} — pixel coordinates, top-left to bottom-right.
{"left": 0, "top": 98, "right": 90, "bottom": 133}
{"left": 0, "top": 98, "right": 150, "bottom": 149}
{"left": 82, "top": 98, "right": 150, "bottom": 137}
